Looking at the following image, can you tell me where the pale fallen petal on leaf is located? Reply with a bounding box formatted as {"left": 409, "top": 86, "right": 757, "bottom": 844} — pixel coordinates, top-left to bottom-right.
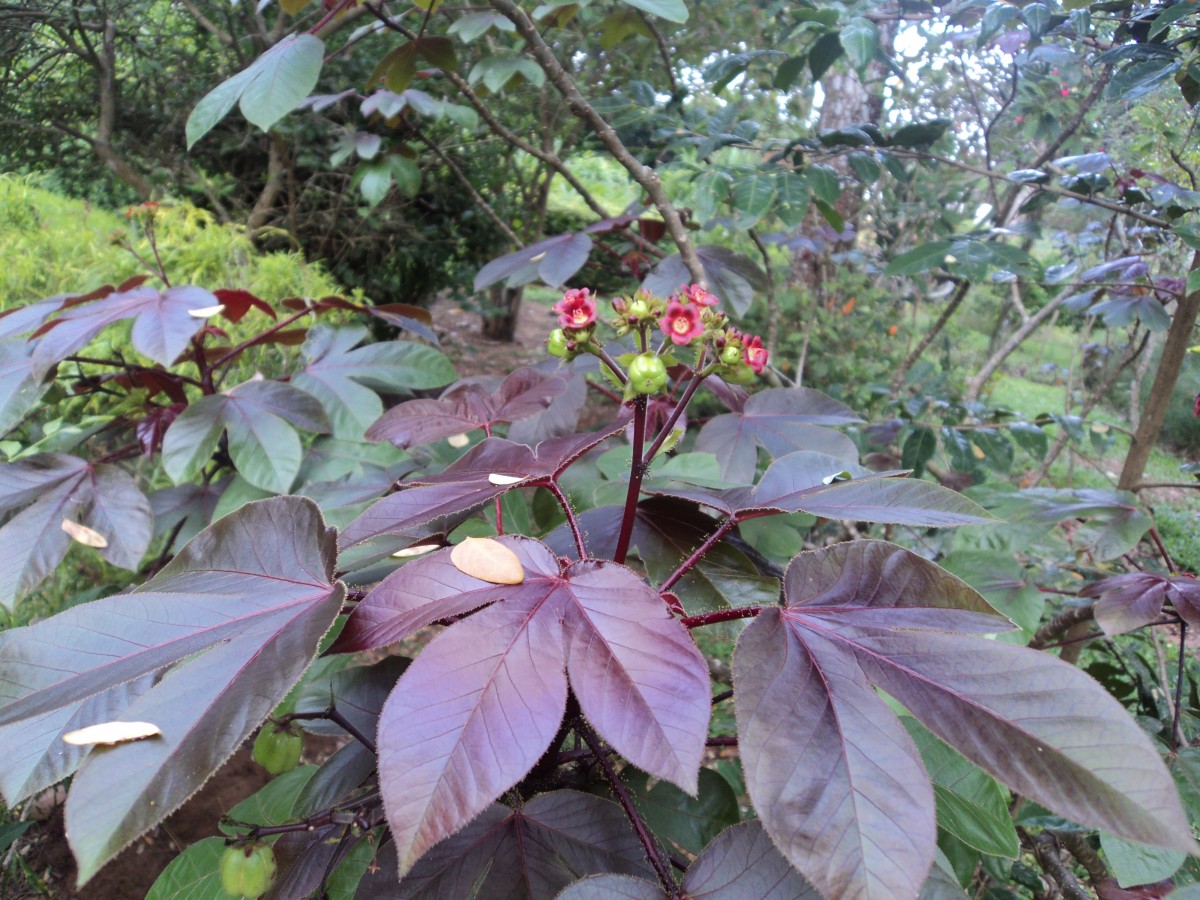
{"left": 187, "top": 304, "right": 226, "bottom": 319}
{"left": 63, "top": 721, "right": 162, "bottom": 746}
{"left": 450, "top": 537, "right": 525, "bottom": 585}
{"left": 392, "top": 542, "right": 440, "bottom": 559}
{"left": 62, "top": 519, "right": 108, "bottom": 548}
{"left": 488, "top": 473, "right": 525, "bottom": 486}
{"left": 447, "top": 433, "right": 470, "bottom": 448}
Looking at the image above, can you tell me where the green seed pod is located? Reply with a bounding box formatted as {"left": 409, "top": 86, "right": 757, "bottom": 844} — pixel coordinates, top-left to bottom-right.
{"left": 628, "top": 353, "right": 669, "bottom": 395}
{"left": 252, "top": 722, "right": 302, "bottom": 776}
{"left": 220, "top": 842, "right": 277, "bottom": 899}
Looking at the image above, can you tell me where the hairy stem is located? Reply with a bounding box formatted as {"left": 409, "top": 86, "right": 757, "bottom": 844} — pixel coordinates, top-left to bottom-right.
{"left": 576, "top": 719, "right": 676, "bottom": 894}
{"left": 641, "top": 371, "right": 705, "bottom": 464}
{"left": 548, "top": 481, "right": 588, "bottom": 559}
{"left": 682, "top": 606, "right": 763, "bottom": 629}
{"left": 659, "top": 517, "right": 738, "bottom": 594}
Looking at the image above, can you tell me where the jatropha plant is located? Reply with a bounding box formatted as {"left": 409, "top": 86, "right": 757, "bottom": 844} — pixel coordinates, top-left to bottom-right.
{"left": 0, "top": 270, "right": 1194, "bottom": 899}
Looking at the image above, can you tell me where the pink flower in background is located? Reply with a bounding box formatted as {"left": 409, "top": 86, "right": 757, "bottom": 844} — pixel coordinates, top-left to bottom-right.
{"left": 681, "top": 283, "right": 719, "bottom": 307}
{"left": 744, "top": 335, "right": 768, "bottom": 373}
{"left": 659, "top": 299, "right": 704, "bottom": 345}
{"left": 554, "top": 288, "right": 596, "bottom": 330}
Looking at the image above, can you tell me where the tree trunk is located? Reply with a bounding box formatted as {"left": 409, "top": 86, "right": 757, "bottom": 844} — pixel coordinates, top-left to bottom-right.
{"left": 483, "top": 285, "right": 524, "bottom": 341}
{"left": 1118, "top": 252, "right": 1200, "bottom": 490}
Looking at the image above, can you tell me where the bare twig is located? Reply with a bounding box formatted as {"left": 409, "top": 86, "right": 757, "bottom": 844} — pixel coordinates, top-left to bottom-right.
{"left": 490, "top": 0, "right": 704, "bottom": 284}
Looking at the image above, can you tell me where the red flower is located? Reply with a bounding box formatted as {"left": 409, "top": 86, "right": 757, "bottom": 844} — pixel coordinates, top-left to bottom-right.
{"left": 743, "top": 335, "right": 768, "bottom": 374}
{"left": 554, "top": 288, "right": 596, "bottom": 330}
{"left": 681, "top": 283, "right": 719, "bottom": 307}
{"left": 658, "top": 299, "right": 704, "bottom": 345}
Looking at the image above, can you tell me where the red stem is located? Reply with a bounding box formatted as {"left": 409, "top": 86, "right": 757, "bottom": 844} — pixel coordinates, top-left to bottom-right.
{"left": 658, "top": 517, "right": 738, "bottom": 594}
{"left": 641, "top": 371, "right": 705, "bottom": 465}
{"left": 681, "top": 606, "right": 762, "bottom": 629}
{"left": 576, "top": 719, "right": 676, "bottom": 894}
{"left": 612, "top": 396, "right": 647, "bottom": 564}
{"left": 548, "top": 481, "right": 588, "bottom": 559}
{"left": 205, "top": 308, "right": 311, "bottom": 378}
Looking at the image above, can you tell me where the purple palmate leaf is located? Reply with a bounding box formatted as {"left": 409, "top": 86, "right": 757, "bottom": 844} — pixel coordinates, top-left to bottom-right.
{"left": 0, "top": 454, "right": 153, "bottom": 608}
{"left": 396, "top": 790, "right": 654, "bottom": 897}
{"left": 650, "top": 451, "right": 993, "bottom": 529}
{"left": 358, "top": 535, "right": 709, "bottom": 876}
{"left": 735, "top": 541, "right": 1195, "bottom": 900}
{"left": 0, "top": 497, "right": 343, "bottom": 884}
{"left": 377, "top": 596, "right": 570, "bottom": 876}
{"left": 29, "top": 284, "right": 219, "bottom": 379}
{"left": 695, "top": 387, "right": 861, "bottom": 483}
{"left": 366, "top": 367, "right": 568, "bottom": 449}
{"left": 340, "top": 424, "right": 622, "bottom": 547}
{"left": 1081, "top": 572, "right": 1200, "bottom": 635}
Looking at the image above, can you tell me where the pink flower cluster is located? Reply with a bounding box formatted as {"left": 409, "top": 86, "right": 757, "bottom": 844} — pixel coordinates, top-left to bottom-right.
{"left": 657, "top": 283, "right": 718, "bottom": 345}
{"left": 554, "top": 288, "right": 597, "bottom": 330}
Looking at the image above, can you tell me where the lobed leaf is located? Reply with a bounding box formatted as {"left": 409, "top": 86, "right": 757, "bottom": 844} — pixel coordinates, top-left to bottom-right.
{"left": 0, "top": 497, "right": 343, "bottom": 883}
{"left": 29, "top": 285, "right": 218, "bottom": 379}
{"left": 0, "top": 455, "right": 153, "bottom": 608}
{"left": 341, "top": 424, "right": 621, "bottom": 547}
{"left": 734, "top": 540, "right": 1194, "bottom": 900}
{"left": 367, "top": 367, "right": 567, "bottom": 449}
{"left": 695, "top": 388, "right": 861, "bottom": 484}
{"left": 162, "top": 378, "right": 330, "bottom": 494}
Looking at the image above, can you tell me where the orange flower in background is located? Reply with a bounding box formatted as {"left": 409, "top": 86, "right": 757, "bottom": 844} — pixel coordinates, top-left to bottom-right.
{"left": 888, "top": 324, "right": 899, "bottom": 336}
{"left": 841, "top": 297, "right": 857, "bottom": 315}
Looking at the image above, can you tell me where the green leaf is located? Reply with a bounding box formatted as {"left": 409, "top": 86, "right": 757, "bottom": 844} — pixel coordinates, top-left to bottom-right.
{"left": 808, "top": 32, "right": 843, "bottom": 81}
{"left": 239, "top": 34, "right": 326, "bottom": 133}
{"left": 885, "top": 241, "right": 954, "bottom": 276}
{"left": 295, "top": 325, "right": 455, "bottom": 440}
{"left": 774, "top": 170, "right": 810, "bottom": 227}
{"left": 186, "top": 66, "right": 257, "bottom": 149}
{"left": 145, "top": 836, "right": 226, "bottom": 900}
{"left": 840, "top": 17, "right": 879, "bottom": 70}
{"left": 1186, "top": 267, "right": 1200, "bottom": 296}
{"left": 224, "top": 764, "right": 319, "bottom": 833}
{"left": 619, "top": 0, "right": 688, "bottom": 24}
{"left": 804, "top": 164, "right": 840, "bottom": 205}
{"left": 162, "top": 380, "right": 330, "bottom": 494}
{"left": 774, "top": 54, "right": 807, "bottom": 90}
{"left": 731, "top": 173, "right": 776, "bottom": 226}
{"left": 901, "top": 426, "right": 936, "bottom": 477}
{"left": 848, "top": 151, "right": 882, "bottom": 183}
{"left": 448, "top": 11, "right": 515, "bottom": 41}
{"left": 621, "top": 767, "right": 740, "bottom": 856}
{"left": 1100, "top": 832, "right": 1186, "bottom": 887}
{"left": 1106, "top": 57, "right": 1182, "bottom": 101}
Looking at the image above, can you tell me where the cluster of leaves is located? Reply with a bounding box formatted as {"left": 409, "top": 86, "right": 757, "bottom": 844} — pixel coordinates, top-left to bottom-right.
{"left": 0, "top": 246, "right": 1195, "bottom": 899}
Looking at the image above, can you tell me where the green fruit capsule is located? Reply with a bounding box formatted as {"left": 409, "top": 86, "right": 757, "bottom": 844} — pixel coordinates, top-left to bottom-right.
{"left": 547, "top": 328, "right": 570, "bottom": 359}
{"left": 628, "top": 353, "right": 668, "bottom": 395}
{"left": 252, "top": 722, "right": 302, "bottom": 776}
{"left": 719, "top": 343, "right": 742, "bottom": 366}
{"left": 220, "top": 842, "right": 277, "bottom": 899}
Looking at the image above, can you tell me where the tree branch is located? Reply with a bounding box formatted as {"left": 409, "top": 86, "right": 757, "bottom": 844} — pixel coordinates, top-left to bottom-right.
{"left": 490, "top": 0, "right": 703, "bottom": 284}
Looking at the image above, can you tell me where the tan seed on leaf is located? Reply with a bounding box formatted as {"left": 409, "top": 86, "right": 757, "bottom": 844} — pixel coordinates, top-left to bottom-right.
{"left": 447, "top": 433, "right": 470, "bottom": 448}
{"left": 62, "top": 519, "right": 107, "bottom": 548}
{"left": 450, "top": 537, "right": 525, "bottom": 585}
